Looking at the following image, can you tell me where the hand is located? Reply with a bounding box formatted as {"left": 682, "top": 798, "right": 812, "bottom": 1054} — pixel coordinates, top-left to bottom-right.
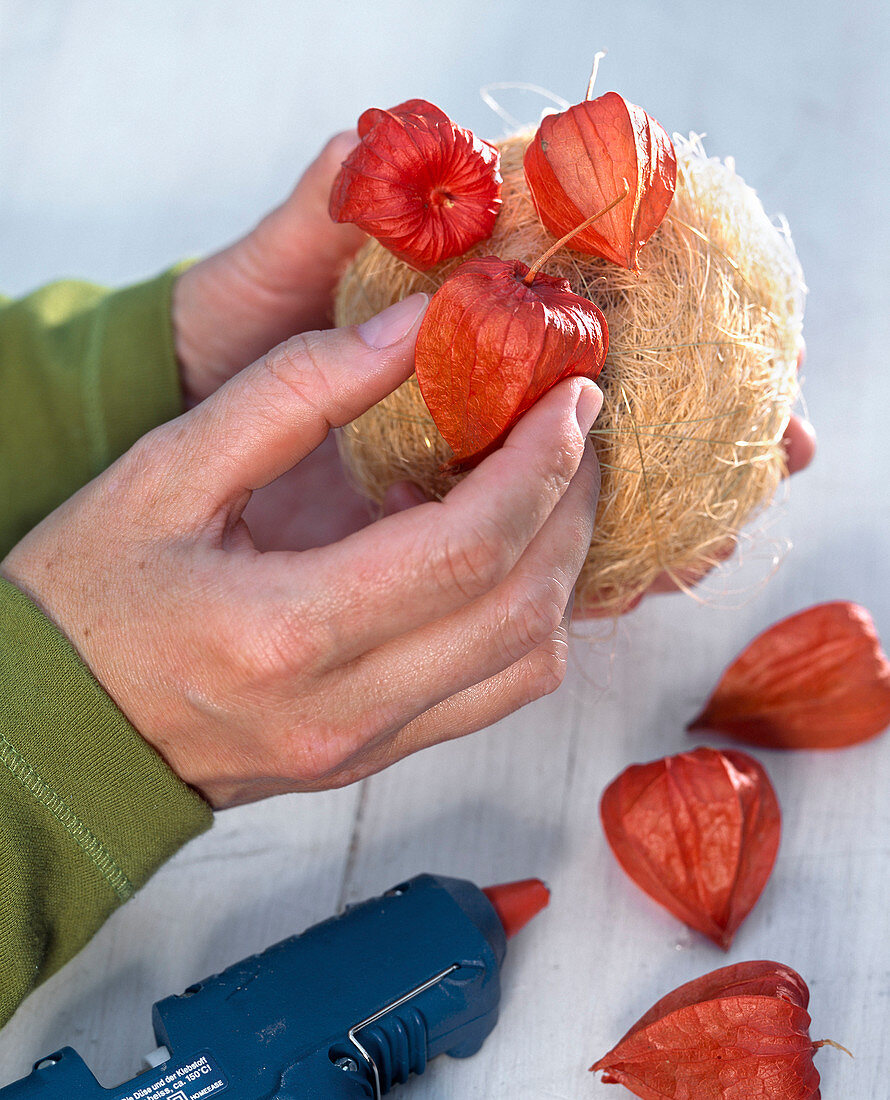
{"left": 1, "top": 296, "right": 602, "bottom": 809}
{"left": 170, "top": 130, "right": 401, "bottom": 552}
{"left": 172, "top": 131, "right": 365, "bottom": 407}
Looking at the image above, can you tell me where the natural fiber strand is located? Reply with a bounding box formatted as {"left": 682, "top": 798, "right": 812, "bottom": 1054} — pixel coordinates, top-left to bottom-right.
{"left": 334, "top": 132, "right": 805, "bottom": 614}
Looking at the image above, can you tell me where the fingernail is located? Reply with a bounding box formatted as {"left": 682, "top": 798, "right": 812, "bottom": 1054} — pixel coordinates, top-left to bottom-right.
{"left": 575, "top": 382, "right": 603, "bottom": 435}
{"left": 358, "top": 293, "right": 428, "bottom": 349}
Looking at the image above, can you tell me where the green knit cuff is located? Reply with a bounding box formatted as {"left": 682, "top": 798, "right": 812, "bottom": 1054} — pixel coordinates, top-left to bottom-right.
{"left": 0, "top": 576, "right": 212, "bottom": 900}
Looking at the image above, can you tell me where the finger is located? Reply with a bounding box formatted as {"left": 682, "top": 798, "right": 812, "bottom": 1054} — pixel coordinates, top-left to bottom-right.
{"left": 321, "top": 441, "right": 599, "bottom": 737}
{"left": 640, "top": 537, "right": 739, "bottom": 596}
{"left": 285, "top": 130, "right": 361, "bottom": 227}
{"left": 249, "top": 131, "right": 368, "bottom": 326}
{"left": 173, "top": 132, "right": 370, "bottom": 403}
{"left": 325, "top": 601, "right": 577, "bottom": 787}
{"left": 284, "top": 378, "right": 602, "bottom": 661}
{"left": 782, "top": 414, "right": 816, "bottom": 474}
{"left": 177, "top": 294, "right": 428, "bottom": 498}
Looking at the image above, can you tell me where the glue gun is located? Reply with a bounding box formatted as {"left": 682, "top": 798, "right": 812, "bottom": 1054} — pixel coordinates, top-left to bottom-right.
{"left": 1, "top": 873, "right": 549, "bottom": 1099}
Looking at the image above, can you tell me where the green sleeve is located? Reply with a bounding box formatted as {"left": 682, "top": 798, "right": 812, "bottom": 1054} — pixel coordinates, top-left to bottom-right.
{"left": 0, "top": 267, "right": 190, "bottom": 558}
{"left": 0, "top": 270, "right": 213, "bottom": 1027}
{"left": 0, "top": 578, "right": 213, "bottom": 1027}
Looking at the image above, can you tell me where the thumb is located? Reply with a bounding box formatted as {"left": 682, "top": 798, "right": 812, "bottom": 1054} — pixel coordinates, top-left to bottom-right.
{"left": 184, "top": 293, "right": 428, "bottom": 497}
{"left": 249, "top": 130, "right": 368, "bottom": 309}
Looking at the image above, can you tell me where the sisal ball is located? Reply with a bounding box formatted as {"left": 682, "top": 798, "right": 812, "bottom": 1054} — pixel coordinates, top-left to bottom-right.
{"left": 334, "top": 133, "right": 805, "bottom": 614}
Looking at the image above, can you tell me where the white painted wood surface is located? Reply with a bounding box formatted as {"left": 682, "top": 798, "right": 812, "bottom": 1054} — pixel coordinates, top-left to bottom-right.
{"left": 1, "top": 2, "right": 887, "bottom": 1096}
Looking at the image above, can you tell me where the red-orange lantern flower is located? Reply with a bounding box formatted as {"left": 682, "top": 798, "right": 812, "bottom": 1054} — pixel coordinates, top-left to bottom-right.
{"left": 414, "top": 255, "right": 608, "bottom": 469}
{"left": 330, "top": 98, "right": 502, "bottom": 270}
{"left": 689, "top": 602, "right": 890, "bottom": 749}
{"left": 524, "top": 90, "right": 676, "bottom": 270}
{"left": 600, "top": 747, "right": 780, "bottom": 948}
{"left": 592, "top": 960, "right": 845, "bottom": 1099}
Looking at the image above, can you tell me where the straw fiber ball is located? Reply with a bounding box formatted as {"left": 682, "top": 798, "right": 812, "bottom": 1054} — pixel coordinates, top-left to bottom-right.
{"left": 334, "top": 133, "right": 805, "bottom": 614}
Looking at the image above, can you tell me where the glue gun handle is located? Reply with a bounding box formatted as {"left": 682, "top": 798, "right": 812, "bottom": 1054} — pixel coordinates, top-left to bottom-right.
{"left": 273, "top": 1081, "right": 372, "bottom": 1100}
{"left": 274, "top": 1050, "right": 375, "bottom": 1098}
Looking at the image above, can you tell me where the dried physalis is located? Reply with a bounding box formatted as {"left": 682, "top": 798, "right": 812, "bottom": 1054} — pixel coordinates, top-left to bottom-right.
{"left": 415, "top": 257, "right": 607, "bottom": 469}
{"left": 600, "top": 748, "right": 780, "bottom": 949}
{"left": 414, "top": 197, "right": 624, "bottom": 469}
{"left": 524, "top": 89, "right": 676, "bottom": 270}
{"left": 329, "top": 98, "right": 502, "bottom": 270}
{"left": 689, "top": 602, "right": 890, "bottom": 749}
{"left": 592, "top": 960, "right": 847, "bottom": 1099}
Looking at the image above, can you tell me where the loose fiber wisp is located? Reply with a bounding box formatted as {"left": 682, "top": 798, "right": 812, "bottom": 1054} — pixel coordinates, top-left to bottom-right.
{"left": 335, "top": 133, "right": 805, "bottom": 614}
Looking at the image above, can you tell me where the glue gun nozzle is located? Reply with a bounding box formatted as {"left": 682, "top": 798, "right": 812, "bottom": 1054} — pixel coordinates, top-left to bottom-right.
{"left": 482, "top": 879, "right": 550, "bottom": 939}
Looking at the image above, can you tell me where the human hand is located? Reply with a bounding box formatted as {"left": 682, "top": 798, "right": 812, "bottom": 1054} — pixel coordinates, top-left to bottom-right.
{"left": 1, "top": 295, "right": 602, "bottom": 809}
{"left": 172, "top": 131, "right": 365, "bottom": 407}
{"left": 169, "top": 129, "right": 410, "bottom": 552}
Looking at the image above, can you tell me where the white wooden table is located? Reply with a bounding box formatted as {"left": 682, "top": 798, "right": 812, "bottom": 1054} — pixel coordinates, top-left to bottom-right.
{"left": 1, "top": 2, "right": 887, "bottom": 1096}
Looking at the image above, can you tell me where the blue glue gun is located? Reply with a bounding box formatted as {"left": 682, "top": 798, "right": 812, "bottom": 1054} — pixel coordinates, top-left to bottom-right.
{"left": 1, "top": 873, "right": 549, "bottom": 1099}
